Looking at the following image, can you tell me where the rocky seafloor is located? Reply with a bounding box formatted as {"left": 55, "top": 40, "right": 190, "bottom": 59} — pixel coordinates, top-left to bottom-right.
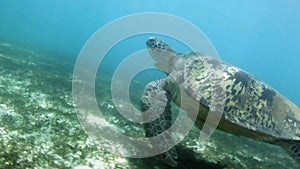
{"left": 0, "top": 42, "right": 299, "bottom": 169}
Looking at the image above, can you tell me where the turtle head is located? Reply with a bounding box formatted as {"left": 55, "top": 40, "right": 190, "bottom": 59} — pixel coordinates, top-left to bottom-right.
{"left": 146, "top": 37, "right": 177, "bottom": 73}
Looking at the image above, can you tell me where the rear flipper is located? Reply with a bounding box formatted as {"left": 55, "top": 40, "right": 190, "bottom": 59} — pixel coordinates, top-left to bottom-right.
{"left": 279, "top": 140, "right": 300, "bottom": 163}
{"left": 141, "top": 79, "right": 178, "bottom": 167}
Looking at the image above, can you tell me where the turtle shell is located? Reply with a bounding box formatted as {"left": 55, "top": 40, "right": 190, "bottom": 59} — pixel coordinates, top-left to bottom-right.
{"left": 171, "top": 52, "right": 300, "bottom": 141}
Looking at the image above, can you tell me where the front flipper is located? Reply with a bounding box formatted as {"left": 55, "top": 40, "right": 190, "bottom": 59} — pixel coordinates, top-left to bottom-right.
{"left": 141, "top": 79, "right": 178, "bottom": 167}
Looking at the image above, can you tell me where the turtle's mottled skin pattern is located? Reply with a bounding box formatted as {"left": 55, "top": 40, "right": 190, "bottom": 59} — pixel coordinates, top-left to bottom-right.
{"left": 142, "top": 37, "right": 300, "bottom": 166}
{"left": 141, "top": 80, "right": 179, "bottom": 167}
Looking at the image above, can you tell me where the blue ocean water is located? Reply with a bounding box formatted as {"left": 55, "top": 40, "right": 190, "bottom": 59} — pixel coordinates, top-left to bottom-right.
{"left": 1, "top": 0, "right": 299, "bottom": 104}
{"left": 0, "top": 1, "right": 300, "bottom": 168}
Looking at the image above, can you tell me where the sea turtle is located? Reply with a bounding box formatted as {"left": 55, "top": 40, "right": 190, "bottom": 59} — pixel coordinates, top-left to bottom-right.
{"left": 141, "top": 37, "right": 300, "bottom": 167}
